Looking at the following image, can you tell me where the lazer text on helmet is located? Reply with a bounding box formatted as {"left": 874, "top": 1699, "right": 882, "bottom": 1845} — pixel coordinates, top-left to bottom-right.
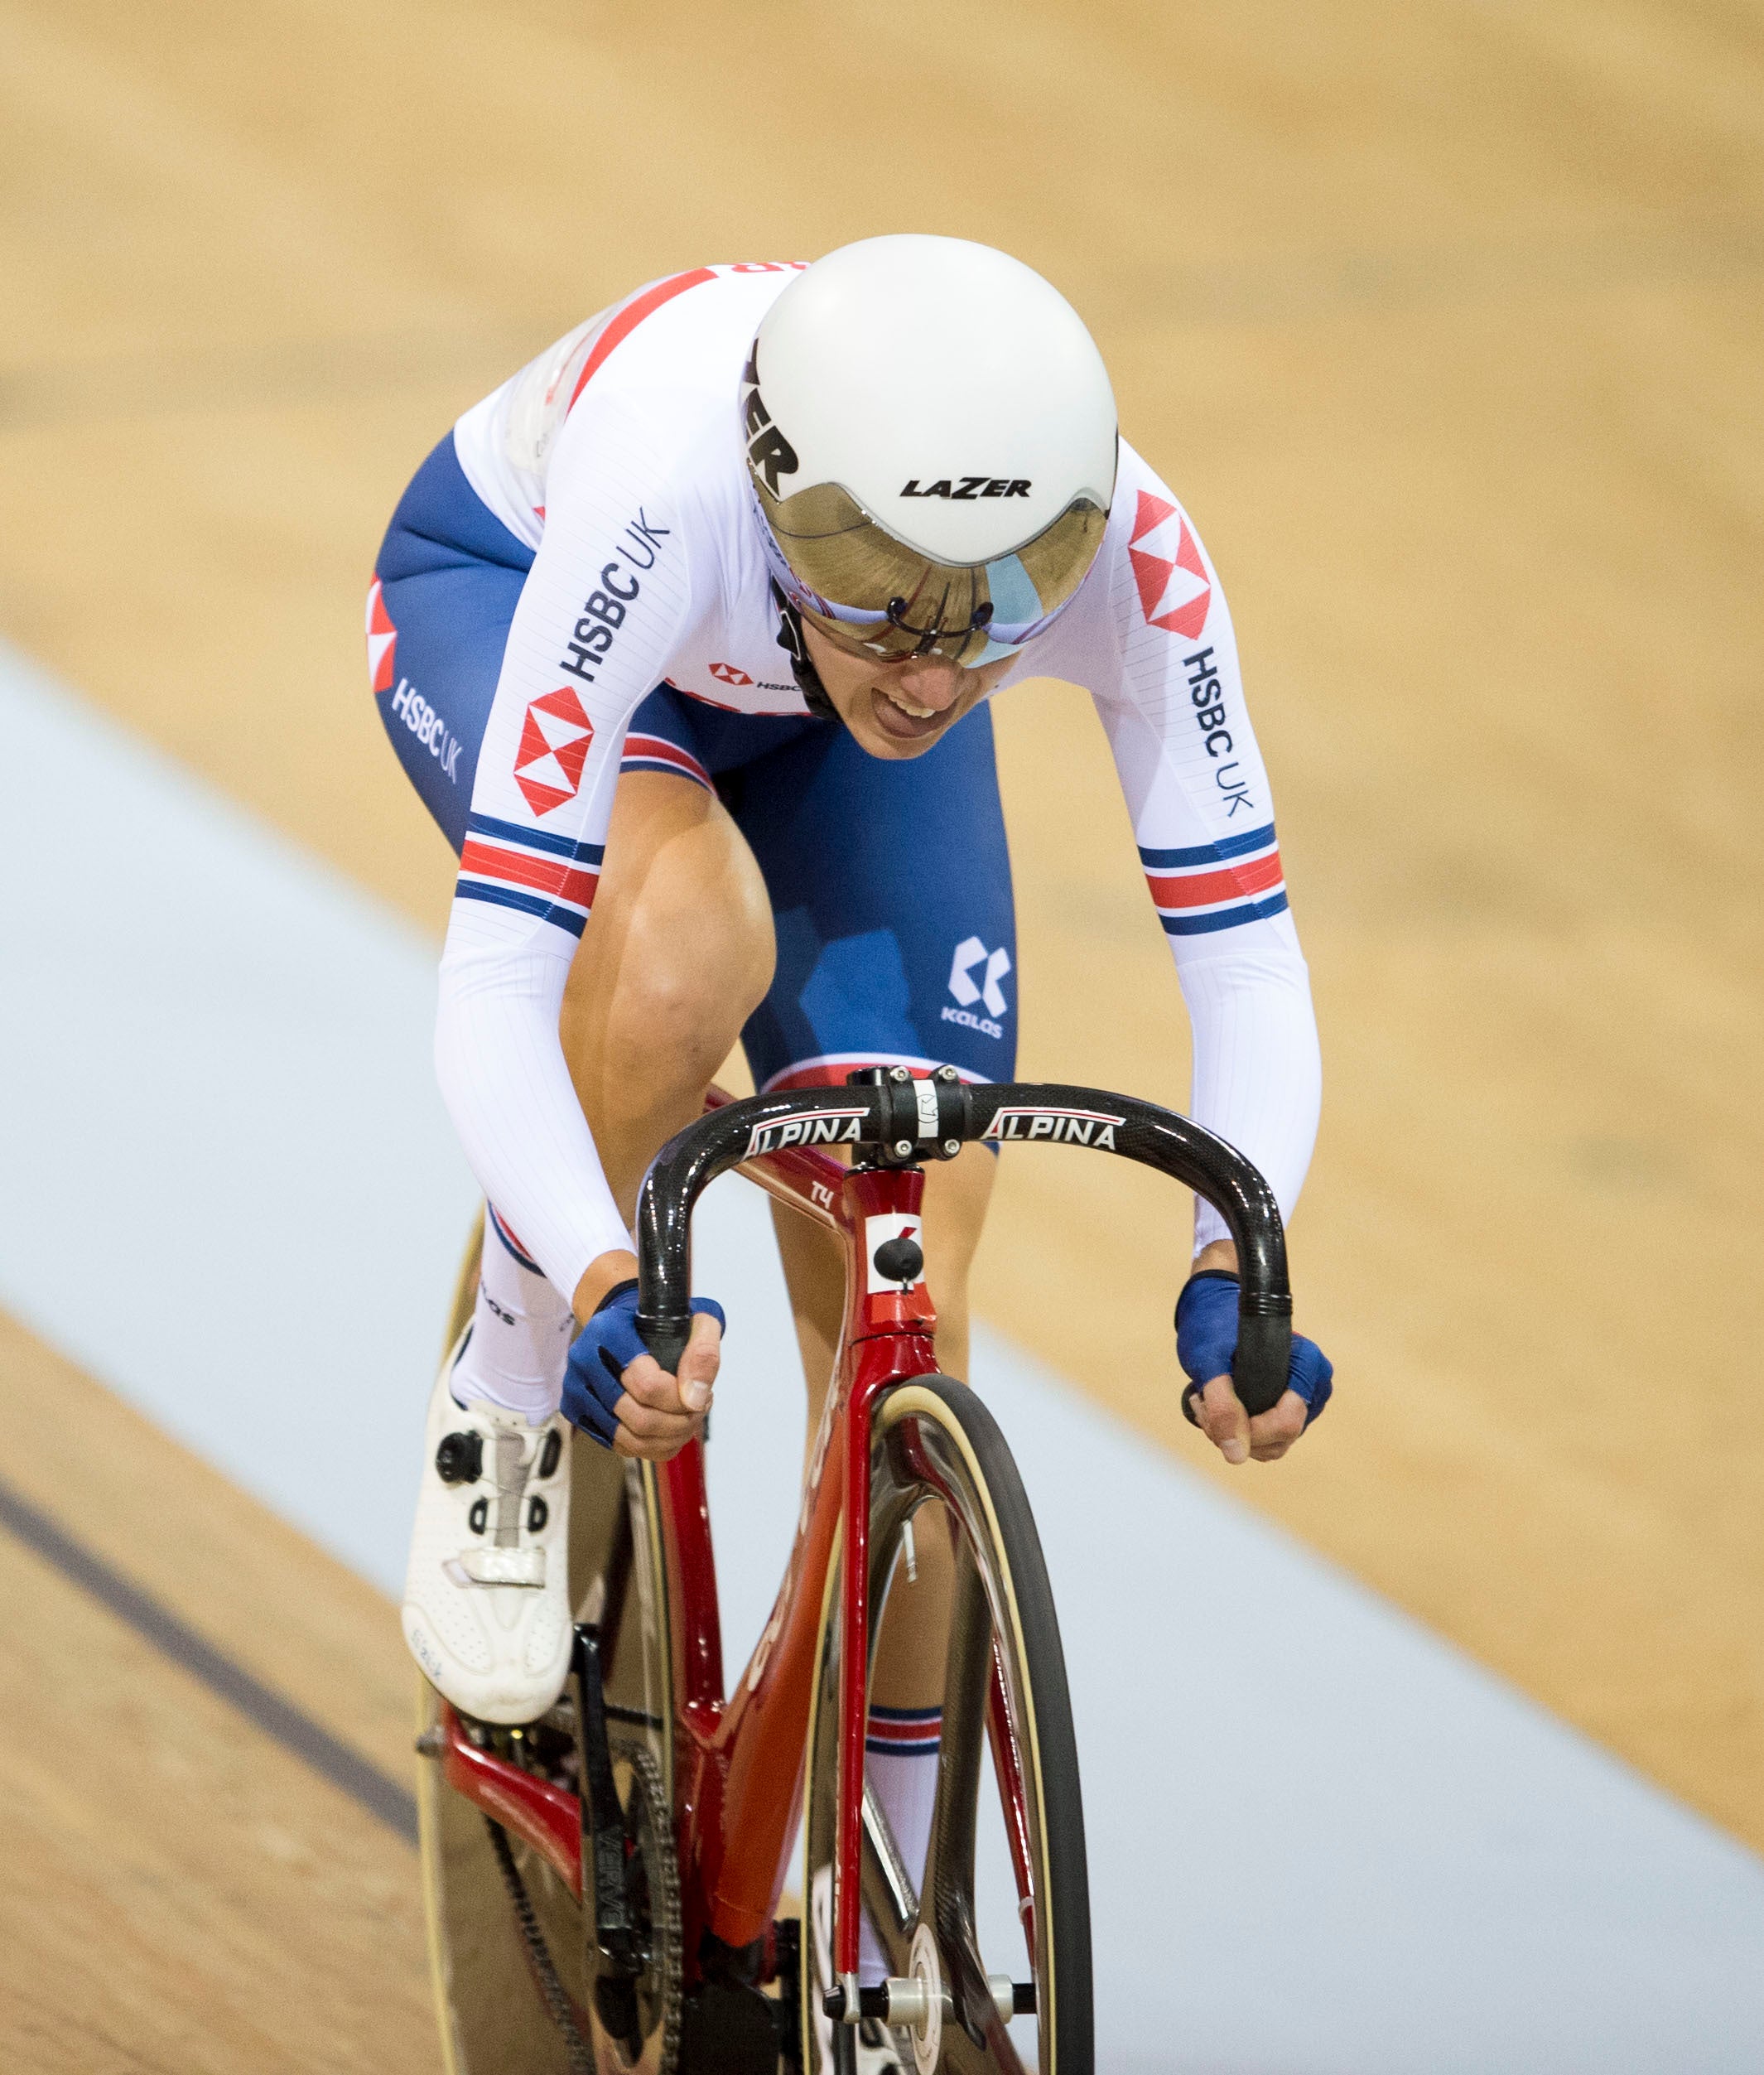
{"left": 899, "top": 478, "right": 1033, "bottom": 500}
{"left": 741, "top": 350, "right": 798, "bottom": 496}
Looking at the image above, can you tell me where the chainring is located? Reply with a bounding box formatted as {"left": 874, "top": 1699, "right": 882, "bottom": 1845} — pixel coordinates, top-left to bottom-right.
{"left": 585, "top": 1741, "right": 683, "bottom": 2075}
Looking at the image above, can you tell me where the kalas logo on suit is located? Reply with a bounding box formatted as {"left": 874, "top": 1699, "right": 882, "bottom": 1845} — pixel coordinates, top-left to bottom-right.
{"left": 513, "top": 688, "right": 595, "bottom": 815}
{"left": 1129, "top": 491, "right": 1212, "bottom": 639}
{"left": 709, "top": 662, "right": 753, "bottom": 686}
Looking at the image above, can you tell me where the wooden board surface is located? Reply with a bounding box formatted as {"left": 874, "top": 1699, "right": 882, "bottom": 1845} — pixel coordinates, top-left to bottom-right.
{"left": 0, "top": 1309, "right": 434, "bottom": 2073}
{"left": 0, "top": 0, "right": 1759, "bottom": 1862}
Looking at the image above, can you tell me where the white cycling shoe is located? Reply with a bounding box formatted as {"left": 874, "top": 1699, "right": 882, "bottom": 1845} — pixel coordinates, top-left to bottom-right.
{"left": 402, "top": 1338, "right": 574, "bottom": 1725}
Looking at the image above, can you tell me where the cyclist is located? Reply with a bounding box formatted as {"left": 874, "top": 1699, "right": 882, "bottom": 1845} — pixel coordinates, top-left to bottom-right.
{"left": 378, "top": 235, "right": 1330, "bottom": 2020}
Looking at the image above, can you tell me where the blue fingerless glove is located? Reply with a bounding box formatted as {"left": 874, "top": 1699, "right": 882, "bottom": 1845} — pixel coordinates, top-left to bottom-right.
{"left": 1176, "top": 1270, "right": 1333, "bottom": 1429}
{"left": 561, "top": 1280, "right": 727, "bottom": 1449}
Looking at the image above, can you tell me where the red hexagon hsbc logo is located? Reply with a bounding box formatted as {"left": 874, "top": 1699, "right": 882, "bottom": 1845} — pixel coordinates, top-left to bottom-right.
{"left": 365, "top": 578, "right": 398, "bottom": 693}
{"left": 709, "top": 662, "right": 753, "bottom": 686}
{"left": 513, "top": 687, "right": 595, "bottom": 816}
{"left": 1128, "top": 490, "right": 1212, "bottom": 639}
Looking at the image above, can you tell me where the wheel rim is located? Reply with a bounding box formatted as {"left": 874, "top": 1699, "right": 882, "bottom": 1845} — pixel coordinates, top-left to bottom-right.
{"left": 802, "top": 1379, "right": 1089, "bottom": 2075}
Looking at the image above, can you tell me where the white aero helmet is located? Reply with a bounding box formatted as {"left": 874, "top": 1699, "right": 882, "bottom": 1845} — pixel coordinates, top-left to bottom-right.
{"left": 742, "top": 235, "right": 1117, "bottom": 667}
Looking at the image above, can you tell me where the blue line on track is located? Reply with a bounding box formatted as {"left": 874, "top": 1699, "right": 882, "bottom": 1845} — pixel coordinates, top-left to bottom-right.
{"left": 0, "top": 1469, "right": 417, "bottom": 1846}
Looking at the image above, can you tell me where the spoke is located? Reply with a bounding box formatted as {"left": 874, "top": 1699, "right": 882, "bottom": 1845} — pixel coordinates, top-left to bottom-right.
{"left": 913, "top": 1532, "right": 1034, "bottom": 2071}
{"left": 920, "top": 1532, "right": 990, "bottom": 1927}
{"left": 935, "top": 1899, "right": 1031, "bottom": 2075}
{"left": 985, "top": 1636, "right": 1037, "bottom": 1966}
{"left": 860, "top": 1779, "right": 917, "bottom": 1976}
{"left": 942, "top": 2016, "right": 1030, "bottom": 2075}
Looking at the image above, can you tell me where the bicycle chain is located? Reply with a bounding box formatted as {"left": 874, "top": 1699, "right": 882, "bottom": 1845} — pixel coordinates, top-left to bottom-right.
{"left": 622, "top": 1744, "right": 683, "bottom": 2075}
{"left": 484, "top": 1741, "right": 683, "bottom": 2075}
{"left": 485, "top": 1815, "right": 597, "bottom": 2075}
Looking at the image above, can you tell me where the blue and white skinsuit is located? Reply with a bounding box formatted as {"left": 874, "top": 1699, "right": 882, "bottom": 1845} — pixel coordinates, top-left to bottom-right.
{"left": 369, "top": 262, "right": 1322, "bottom": 1310}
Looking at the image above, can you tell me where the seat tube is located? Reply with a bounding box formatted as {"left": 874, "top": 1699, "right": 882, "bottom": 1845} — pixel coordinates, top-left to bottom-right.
{"left": 833, "top": 1161, "right": 935, "bottom": 1994}
{"left": 835, "top": 1347, "right": 873, "bottom": 1993}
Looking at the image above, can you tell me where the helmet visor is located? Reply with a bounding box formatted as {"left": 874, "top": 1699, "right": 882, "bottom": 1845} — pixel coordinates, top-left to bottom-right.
{"left": 750, "top": 476, "right": 1108, "bottom": 665}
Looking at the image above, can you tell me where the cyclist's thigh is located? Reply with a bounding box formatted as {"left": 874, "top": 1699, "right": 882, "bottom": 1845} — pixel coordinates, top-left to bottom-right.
{"left": 566, "top": 737, "right": 775, "bottom": 1062}
{"left": 729, "top": 701, "right": 1018, "bottom": 1095}
{"left": 368, "top": 432, "right": 535, "bottom": 853}
{"left": 576, "top": 683, "right": 852, "bottom": 1047}
{"left": 577, "top": 687, "right": 777, "bottom": 1004}
{"left": 559, "top": 690, "right": 777, "bottom": 1207}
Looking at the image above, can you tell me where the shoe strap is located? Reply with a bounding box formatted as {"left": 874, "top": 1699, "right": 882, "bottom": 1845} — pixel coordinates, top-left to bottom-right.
{"left": 450, "top": 1547, "right": 546, "bottom": 1588}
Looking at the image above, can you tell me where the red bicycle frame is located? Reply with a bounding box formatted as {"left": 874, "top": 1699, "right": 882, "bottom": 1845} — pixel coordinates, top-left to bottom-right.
{"left": 434, "top": 1093, "right": 1024, "bottom": 1994}
{"left": 435, "top": 1062, "right": 1295, "bottom": 2068}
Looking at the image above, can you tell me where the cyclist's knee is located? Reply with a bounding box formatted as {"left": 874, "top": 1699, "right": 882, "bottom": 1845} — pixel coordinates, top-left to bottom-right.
{"left": 619, "top": 832, "right": 773, "bottom": 1035}
{"left": 920, "top": 1145, "right": 993, "bottom": 1286}
{"left": 602, "top": 953, "right": 760, "bottom": 1092}
{"left": 918, "top": 1145, "right": 994, "bottom": 1381}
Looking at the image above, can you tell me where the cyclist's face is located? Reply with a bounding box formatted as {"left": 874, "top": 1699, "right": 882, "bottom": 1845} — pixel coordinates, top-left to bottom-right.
{"left": 801, "top": 621, "right": 1015, "bottom": 760}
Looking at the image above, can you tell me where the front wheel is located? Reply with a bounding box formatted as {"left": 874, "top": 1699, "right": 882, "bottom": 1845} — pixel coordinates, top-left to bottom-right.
{"left": 802, "top": 1378, "right": 1092, "bottom": 2075}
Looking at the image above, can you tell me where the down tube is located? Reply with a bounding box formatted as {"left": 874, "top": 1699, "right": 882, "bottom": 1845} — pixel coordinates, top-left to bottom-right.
{"left": 698, "top": 1325, "right": 940, "bottom": 1954}
{"left": 673, "top": 1190, "right": 868, "bottom": 1955}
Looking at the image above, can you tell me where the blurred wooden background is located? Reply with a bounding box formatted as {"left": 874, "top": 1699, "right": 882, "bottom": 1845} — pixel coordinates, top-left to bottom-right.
{"left": 1, "top": 0, "right": 1757, "bottom": 1971}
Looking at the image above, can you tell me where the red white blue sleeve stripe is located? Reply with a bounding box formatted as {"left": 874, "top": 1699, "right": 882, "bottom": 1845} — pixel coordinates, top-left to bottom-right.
{"left": 456, "top": 810, "right": 604, "bottom": 939}
{"left": 1140, "top": 822, "right": 1288, "bottom": 936}
{"left": 486, "top": 1203, "right": 546, "bottom": 1275}
{"left": 619, "top": 732, "right": 712, "bottom": 790}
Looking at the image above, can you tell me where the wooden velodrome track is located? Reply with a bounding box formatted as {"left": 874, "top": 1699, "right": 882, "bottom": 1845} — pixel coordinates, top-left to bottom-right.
{"left": 2, "top": 0, "right": 1761, "bottom": 2063}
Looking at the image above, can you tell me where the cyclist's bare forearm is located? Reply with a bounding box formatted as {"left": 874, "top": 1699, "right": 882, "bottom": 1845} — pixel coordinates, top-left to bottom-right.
{"left": 574, "top": 1247, "right": 640, "bottom": 1328}
{"left": 1193, "top": 1236, "right": 1239, "bottom": 1278}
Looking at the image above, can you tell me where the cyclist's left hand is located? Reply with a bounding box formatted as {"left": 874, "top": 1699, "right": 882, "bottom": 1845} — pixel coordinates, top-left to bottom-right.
{"left": 1176, "top": 1265, "right": 1333, "bottom": 1466}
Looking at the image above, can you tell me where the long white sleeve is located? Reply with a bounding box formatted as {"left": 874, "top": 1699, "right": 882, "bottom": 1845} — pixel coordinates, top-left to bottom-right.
{"left": 1025, "top": 438, "right": 1323, "bottom": 1250}
{"left": 1176, "top": 948, "right": 1321, "bottom": 1250}
{"left": 434, "top": 388, "right": 716, "bottom": 1299}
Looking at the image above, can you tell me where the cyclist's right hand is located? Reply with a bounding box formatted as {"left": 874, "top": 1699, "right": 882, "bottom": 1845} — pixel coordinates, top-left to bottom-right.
{"left": 562, "top": 1278, "right": 724, "bottom": 1460}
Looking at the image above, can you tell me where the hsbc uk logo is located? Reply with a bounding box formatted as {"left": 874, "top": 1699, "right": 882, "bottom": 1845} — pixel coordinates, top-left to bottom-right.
{"left": 513, "top": 687, "right": 595, "bottom": 816}
{"left": 557, "top": 509, "right": 668, "bottom": 690}
{"left": 388, "top": 676, "right": 462, "bottom": 784}
{"left": 710, "top": 662, "right": 753, "bottom": 686}
{"left": 1129, "top": 490, "right": 1212, "bottom": 639}
{"left": 942, "top": 935, "right": 1011, "bottom": 1042}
